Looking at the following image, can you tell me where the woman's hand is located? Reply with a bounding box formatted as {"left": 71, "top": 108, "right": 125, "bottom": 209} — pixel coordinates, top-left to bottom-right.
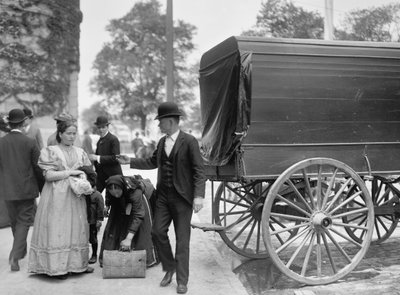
{"left": 119, "top": 238, "right": 132, "bottom": 251}
{"left": 69, "top": 170, "right": 84, "bottom": 177}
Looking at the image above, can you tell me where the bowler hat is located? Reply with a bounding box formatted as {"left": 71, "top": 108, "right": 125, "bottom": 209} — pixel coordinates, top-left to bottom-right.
{"left": 94, "top": 116, "right": 110, "bottom": 127}
{"left": 7, "top": 109, "right": 28, "bottom": 124}
{"left": 155, "top": 102, "right": 182, "bottom": 120}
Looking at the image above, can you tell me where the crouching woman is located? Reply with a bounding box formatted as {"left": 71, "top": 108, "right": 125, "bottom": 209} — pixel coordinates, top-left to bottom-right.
{"left": 99, "top": 175, "right": 157, "bottom": 267}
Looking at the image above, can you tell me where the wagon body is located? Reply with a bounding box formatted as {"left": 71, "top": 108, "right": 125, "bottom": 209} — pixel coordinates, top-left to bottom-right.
{"left": 199, "top": 36, "right": 400, "bottom": 180}
{"left": 198, "top": 37, "right": 400, "bottom": 285}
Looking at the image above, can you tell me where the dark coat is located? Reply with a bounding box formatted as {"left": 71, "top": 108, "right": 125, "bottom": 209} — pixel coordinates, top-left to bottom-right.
{"left": 94, "top": 132, "right": 123, "bottom": 191}
{"left": 86, "top": 190, "right": 105, "bottom": 224}
{"left": 129, "top": 130, "right": 205, "bottom": 204}
{"left": 0, "top": 131, "right": 43, "bottom": 200}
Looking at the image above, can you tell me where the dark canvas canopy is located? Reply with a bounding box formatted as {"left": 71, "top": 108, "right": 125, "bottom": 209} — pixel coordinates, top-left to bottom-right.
{"left": 199, "top": 37, "right": 251, "bottom": 166}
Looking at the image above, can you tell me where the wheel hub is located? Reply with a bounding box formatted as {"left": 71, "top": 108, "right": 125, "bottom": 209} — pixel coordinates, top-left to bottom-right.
{"left": 312, "top": 212, "right": 332, "bottom": 230}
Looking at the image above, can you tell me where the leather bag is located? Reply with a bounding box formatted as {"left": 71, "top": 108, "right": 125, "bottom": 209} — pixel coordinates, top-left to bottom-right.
{"left": 102, "top": 250, "right": 146, "bottom": 279}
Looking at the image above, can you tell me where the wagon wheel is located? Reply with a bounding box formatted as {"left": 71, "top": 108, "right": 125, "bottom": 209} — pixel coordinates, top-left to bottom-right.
{"left": 214, "top": 180, "right": 271, "bottom": 259}
{"left": 343, "top": 175, "right": 399, "bottom": 244}
{"left": 214, "top": 180, "right": 309, "bottom": 259}
{"left": 262, "top": 158, "right": 374, "bottom": 285}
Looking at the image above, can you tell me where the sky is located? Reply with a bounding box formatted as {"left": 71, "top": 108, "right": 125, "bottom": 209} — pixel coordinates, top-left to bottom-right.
{"left": 79, "top": 0, "right": 396, "bottom": 113}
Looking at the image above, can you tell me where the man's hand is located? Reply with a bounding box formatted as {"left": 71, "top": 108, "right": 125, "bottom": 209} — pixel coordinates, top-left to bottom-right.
{"left": 193, "top": 197, "right": 203, "bottom": 213}
{"left": 104, "top": 206, "right": 110, "bottom": 217}
{"left": 116, "top": 154, "right": 131, "bottom": 165}
{"left": 88, "top": 154, "right": 98, "bottom": 162}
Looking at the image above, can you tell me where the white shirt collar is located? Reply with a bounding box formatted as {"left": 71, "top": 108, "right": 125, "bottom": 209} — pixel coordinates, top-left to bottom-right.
{"left": 168, "top": 130, "right": 180, "bottom": 142}
{"left": 11, "top": 129, "right": 22, "bottom": 133}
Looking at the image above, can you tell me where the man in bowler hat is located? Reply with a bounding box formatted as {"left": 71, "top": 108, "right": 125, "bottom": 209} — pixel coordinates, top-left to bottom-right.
{"left": 118, "top": 102, "right": 205, "bottom": 294}
{"left": 88, "top": 116, "right": 122, "bottom": 193}
{"left": 0, "top": 109, "right": 43, "bottom": 271}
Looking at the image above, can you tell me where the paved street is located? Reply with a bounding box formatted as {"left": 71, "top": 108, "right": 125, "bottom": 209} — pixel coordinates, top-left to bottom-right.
{"left": 3, "top": 165, "right": 400, "bottom": 295}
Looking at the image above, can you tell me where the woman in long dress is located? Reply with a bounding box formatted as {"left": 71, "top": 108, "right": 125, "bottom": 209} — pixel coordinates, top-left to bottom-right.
{"left": 99, "top": 175, "right": 158, "bottom": 267}
{"left": 28, "top": 120, "right": 94, "bottom": 279}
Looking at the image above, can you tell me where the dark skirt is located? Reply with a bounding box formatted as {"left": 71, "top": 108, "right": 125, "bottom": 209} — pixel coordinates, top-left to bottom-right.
{"left": 99, "top": 194, "right": 158, "bottom": 267}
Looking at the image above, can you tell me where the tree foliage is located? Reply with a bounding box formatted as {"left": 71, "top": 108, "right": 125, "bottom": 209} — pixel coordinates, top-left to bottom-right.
{"left": 336, "top": 3, "right": 400, "bottom": 42}
{"left": 90, "top": 0, "right": 197, "bottom": 131}
{"left": 242, "top": 0, "right": 324, "bottom": 39}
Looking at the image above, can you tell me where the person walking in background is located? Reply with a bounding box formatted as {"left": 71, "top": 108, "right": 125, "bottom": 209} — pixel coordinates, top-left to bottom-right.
{"left": 88, "top": 116, "right": 122, "bottom": 193}
{"left": 99, "top": 175, "right": 158, "bottom": 268}
{"left": 47, "top": 112, "right": 82, "bottom": 147}
{"left": 82, "top": 129, "right": 94, "bottom": 155}
{"left": 118, "top": 102, "right": 205, "bottom": 294}
{"left": 0, "top": 109, "right": 44, "bottom": 271}
{"left": 28, "top": 119, "right": 94, "bottom": 279}
{"left": 22, "top": 108, "right": 44, "bottom": 150}
{"left": 131, "top": 131, "right": 144, "bottom": 158}
{"left": 79, "top": 166, "right": 104, "bottom": 265}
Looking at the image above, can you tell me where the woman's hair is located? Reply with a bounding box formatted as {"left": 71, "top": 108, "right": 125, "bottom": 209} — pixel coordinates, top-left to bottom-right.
{"left": 56, "top": 120, "right": 77, "bottom": 143}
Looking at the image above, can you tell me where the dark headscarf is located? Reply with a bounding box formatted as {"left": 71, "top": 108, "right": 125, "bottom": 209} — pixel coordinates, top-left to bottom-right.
{"left": 106, "top": 175, "right": 125, "bottom": 189}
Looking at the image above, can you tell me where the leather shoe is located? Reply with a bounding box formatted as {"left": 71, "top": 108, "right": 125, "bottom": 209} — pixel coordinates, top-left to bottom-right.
{"left": 177, "top": 284, "right": 188, "bottom": 294}
{"left": 88, "top": 255, "right": 97, "bottom": 264}
{"left": 160, "top": 270, "right": 175, "bottom": 287}
{"left": 10, "top": 258, "right": 19, "bottom": 272}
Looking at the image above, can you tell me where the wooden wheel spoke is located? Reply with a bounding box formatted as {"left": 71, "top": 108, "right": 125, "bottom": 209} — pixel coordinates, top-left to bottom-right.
{"left": 346, "top": 213, "right": 366, "bottom": 224}
{"left": 374, "top": 219, "right": 382, "bottom": 240}
{"left": 286, "top": 230, "right": 312, "bottom": 268}
{"left": 316, "top": 165, "right": 323, "bottom": 210}
{"left": 269, "top": 222, "right": 285, "bottom": 245}
{"left": 332, "top": 221, "right": 369, "bottom": 231}
{"left": 220, "top": 194, "right": 251, "bottom": 208}
{"left": 271, "top": 212, "right": 310, "bottom": 222}
{"left": 242, "top": 219, "right": 257, "bottom": 251}
{"left": 329, "top": 190, "right": 363, "bottom": 215}
{"left": 270, "top": 216, "right": 298, "bottom": 239}
{"left": 321, "top": 168, "right": 338, "bottom": 210}
{"left": 329, "top": 227, "right": 362, "bottom": 248}
{"left": 275, "top": 194, "right": 311, "bottom": 217}
{"left": 286, "top": 179, "right": 313, "bottom": 213}
{"left": 271, "top": 222, "right": 308, "bottom": 236}
{"left": 256, "top": 220, "right": 262, "bottom": 253}
{"left": 316, "top": 233, "right": 322, "bottom": 277}
{"left": 325, "top": 230, "right": 352, "bottom": 263}
{"left": 321, "top": 231, "right": 337, "bottom": 274}
{"left": 324, "top": 178, "right": 352, "bottom": 212}
{"left": 224, "top": 184, "right": 252, "bottom": 206}
{"left": 276, "top": 227, "right": 309, "bottom": 254}
{"left": 381, "top": 214, "right": 395, "bottom": 223}
{"left": 225, "top": 212, "right": 252, "bottom": 230}
{"left": 301, "top": 232, "right": 316, "bottom": 276}
{"left": 302, "top": 168, "right": 316, "bottom": 209}
{"left": 332, "top": 207, "right": 369, "bottom": 219}
{"left": 230, "top": 215, "right": 253, "bottom": 243}
{"left": 376, "top": 188, "right": 391, "bottom": 205}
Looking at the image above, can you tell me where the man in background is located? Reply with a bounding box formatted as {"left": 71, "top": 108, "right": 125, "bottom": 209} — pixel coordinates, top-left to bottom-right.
{"left": 88, "top": 116, "right": 122, "bottom": 193}
{"left": 23, "top": 108, "right": 43, "bottom": 150}
{"left": 0, "top": 109, "right": 43, "bottom": 271}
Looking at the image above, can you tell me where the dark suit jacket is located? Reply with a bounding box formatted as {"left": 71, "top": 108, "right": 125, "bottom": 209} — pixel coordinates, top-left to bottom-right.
{"left": 130, "top": 130, "right": 205, "bottom": 204}
{"left": 95, "top": 132, "right": 123, "bottom": 189}
{"left": 0, "top": 131, "right": 43, "bottom": 200}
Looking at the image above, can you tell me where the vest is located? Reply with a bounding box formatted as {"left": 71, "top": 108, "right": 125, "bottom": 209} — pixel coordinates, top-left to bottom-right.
{"left": 160, "top": 147, "right": 174, "bottom": 189}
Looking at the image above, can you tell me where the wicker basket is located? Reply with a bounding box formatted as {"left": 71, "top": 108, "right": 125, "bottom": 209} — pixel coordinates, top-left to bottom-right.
{"left": 102, "top": 250, "right": 146, "bottom": 279}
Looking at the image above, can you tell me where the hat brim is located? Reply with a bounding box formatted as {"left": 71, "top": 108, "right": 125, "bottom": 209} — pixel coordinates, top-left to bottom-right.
{"left": 94, "top": 123, "right": 110, "bottom": 127}
{"left": 7, "top": 117, "right": 27, "bottom": 124}
{"left": 155, "top": 113, "right": 182, "bottom": 120}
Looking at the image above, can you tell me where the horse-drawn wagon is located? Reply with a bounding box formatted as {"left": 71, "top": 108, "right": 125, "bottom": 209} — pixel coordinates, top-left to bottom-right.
{"left": 196, "top": 36, "right": 400, "bottom": 285}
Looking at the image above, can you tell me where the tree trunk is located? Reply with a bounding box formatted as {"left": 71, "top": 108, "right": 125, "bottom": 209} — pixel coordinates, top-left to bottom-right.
{"left": 140, "top": 114, "right": 147, "bottom": 131}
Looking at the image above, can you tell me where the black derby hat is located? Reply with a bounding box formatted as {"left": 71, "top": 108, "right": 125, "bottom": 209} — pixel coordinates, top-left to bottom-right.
{"left": 94, "top": 116, "right": 110, "bottom": 127}
{"left": 155, "top": 102, "right": 182, "bottom": 120}
{"left": 7, "top": 108, "right": 28, "bottom": 124}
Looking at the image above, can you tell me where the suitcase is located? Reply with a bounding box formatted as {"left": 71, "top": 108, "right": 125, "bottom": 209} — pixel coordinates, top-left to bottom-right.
{"left": 102, "top": 250, "right": 146, "bottom": 279}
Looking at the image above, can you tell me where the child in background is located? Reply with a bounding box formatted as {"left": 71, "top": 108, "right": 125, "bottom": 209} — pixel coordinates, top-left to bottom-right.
{"left": 79, "top": 166, "right": 104, "bottom": 264}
